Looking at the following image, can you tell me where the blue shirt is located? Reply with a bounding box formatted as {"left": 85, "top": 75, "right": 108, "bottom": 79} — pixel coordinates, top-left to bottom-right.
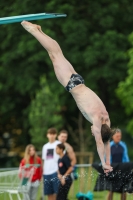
{"left": 110, "top": 141, "right": 129, "bottom": 164}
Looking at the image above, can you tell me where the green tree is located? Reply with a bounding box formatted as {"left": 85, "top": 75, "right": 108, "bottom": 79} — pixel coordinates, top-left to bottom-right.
{"left": 116, "top": 32, "right": 133, "bottom": 135}
{"left": 29, "top": 76, "right": 63, "bottom": 147}
{"left": 1, "top": 0, "right": 133, "bottom": 162}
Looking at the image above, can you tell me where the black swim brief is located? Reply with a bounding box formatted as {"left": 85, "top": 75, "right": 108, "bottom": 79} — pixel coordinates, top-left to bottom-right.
{"left": 65, "top": 74, "right": 84, "bottom": 92}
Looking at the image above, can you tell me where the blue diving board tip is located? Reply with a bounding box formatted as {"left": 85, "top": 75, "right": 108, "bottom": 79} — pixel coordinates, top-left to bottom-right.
{"left": 0, "top": 13, "right": 67, "bottom": 24}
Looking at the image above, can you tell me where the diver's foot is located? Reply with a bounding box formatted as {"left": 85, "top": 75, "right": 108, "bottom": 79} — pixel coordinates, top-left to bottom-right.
{"left": 21, "top": 20, "right": 42, "bottom": 34}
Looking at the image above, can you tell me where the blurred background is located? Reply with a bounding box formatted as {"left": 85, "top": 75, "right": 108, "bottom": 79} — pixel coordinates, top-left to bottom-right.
{"left": 0, "top": 0, "right": 133, "bottom": 167}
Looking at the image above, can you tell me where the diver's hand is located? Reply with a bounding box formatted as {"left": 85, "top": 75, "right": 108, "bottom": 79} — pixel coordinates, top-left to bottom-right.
{"left": 102, "top": 163, "right": 113, "bottom": 175}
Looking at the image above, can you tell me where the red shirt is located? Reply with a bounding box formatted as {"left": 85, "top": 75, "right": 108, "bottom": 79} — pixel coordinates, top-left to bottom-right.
{"left": 19, "top": 156, "right": 42, "bottom": 182}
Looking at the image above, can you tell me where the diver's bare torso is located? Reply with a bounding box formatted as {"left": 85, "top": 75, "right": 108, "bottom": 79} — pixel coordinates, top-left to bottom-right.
{"left": 70, "top": 84, "right": 110, "bottom": 126}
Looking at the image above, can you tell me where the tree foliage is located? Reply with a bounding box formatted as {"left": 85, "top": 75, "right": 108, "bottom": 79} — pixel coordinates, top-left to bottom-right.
{"left": 29, "top": 76, "right": 63, "bottom": 146}
{"left": 0, "top": 0, "right": 133, "bottom": 162}
{"left": 116, "top": 32, "right": 133, "bottom": 135}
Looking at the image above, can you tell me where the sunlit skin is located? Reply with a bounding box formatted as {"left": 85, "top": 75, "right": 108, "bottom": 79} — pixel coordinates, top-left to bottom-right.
{"left": 56, "top": 146, "right": 63, "bottom": 156}
{"left": 58, "top": 133, "right": 67, "bottom": 143}
{"left": 112, "top": 132, "right": 122, "bottom": 144}
{"left": 58, "top": 132, "right": 77, "bottom": 166}
{"left": 47, "top": 133, "right": 57, "bottom": 143}
{"left": 21, "top": 21, "right": 113, "bottom": 174}
{"left": 29, "top": 147, "right": 35, "bottom": 156}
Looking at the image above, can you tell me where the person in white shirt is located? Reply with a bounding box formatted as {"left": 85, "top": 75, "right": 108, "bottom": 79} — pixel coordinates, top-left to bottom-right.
{"left": 42, "top": 128, "right": 60, "bottom": 200}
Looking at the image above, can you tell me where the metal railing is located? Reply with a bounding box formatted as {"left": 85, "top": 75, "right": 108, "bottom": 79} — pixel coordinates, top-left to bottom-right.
{"left": 0, "top": 164, "right": 94, "bottom": 200}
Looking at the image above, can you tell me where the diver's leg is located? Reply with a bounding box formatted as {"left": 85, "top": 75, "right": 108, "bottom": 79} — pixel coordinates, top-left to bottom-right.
{"left": 21, "top": 21, "right": 77, "bottom": 87}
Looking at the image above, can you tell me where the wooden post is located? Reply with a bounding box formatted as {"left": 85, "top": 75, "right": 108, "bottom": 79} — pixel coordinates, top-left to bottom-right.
{"left": 88, "top": 153, "right": 94, "bottom": 190}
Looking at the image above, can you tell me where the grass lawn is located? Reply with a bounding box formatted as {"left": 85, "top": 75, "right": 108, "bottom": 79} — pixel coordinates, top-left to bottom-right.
{"left": 36, "top": 168, "right": 133, "bottom": 200}
{"left": 0, "top": 168, "right": 133, "bottom": 200}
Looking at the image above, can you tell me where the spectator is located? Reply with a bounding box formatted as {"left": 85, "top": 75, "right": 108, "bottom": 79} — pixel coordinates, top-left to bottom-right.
{"left": 19, "top": 144, "right": 42, "bottom": 200}
{"left": 107, "top": 128, "right": 130, "bottom": 200}
{"left": 56, "top": 143, "right": 73, "bottom": 200}
{"left": 58, "top": 129, "right": 77, "bottom": 166}
{"left": 42, "top": 128, "right": 60, "bottom": 200}
{"left": 58, "top": 129, "right": 77, "bottom": 180}
{"left": 110, "top": 128, "right": 129, "bottom": 164}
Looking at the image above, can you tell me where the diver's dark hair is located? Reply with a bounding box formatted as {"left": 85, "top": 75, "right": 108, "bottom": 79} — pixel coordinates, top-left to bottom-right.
{"left": 101, "top": 124, "right": 113, "bottom": 143}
